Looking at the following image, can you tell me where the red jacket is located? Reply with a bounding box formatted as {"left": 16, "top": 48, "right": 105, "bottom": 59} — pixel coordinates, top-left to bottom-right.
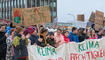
{"left": 63, "top": 35, "right": 70, "bottom": 43}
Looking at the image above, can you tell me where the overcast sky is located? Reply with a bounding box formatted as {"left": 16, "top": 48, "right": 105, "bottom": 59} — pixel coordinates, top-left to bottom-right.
{"left": 57, "top": 0, "right": 105, "bottom": 22}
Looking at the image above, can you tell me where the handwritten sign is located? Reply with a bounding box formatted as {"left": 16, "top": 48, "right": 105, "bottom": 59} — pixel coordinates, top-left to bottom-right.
{"left": 13, "top": 6, "right": 51, "bottom": 26}
{"left": 23, "top": 6, "right": 51, "bottom": 26}
{"left": 13, "top": 8, "right": 23, "bottom": 26}
{"left": 28, "top": 37, "right": 105, "bottom": 60}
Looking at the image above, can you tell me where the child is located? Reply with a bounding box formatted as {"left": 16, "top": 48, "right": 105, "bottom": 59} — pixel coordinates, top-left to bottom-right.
{"left": 63, "top": 31, "right": 70, "bottom": 43}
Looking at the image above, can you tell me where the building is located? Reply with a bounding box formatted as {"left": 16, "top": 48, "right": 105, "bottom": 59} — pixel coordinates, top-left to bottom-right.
{"left": 0, "top": 0, "right": 57, "bottom": 22}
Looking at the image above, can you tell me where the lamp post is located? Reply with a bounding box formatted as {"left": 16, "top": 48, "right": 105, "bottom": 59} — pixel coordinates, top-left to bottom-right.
{"left": 67, "top": 13, "right": 75, "bottom": 21}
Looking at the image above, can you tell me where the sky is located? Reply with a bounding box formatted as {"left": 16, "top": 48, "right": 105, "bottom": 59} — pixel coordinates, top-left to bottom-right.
{"left": 57, "top": 0, "right": 105, "bottom": 22}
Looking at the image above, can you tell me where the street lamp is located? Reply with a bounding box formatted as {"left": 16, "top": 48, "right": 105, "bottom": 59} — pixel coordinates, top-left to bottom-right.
{"left": 67, "top": 13, "right": 76, "bottom": 24}
{"left": 67, "top": 13, "right": 75, "bottom": 21}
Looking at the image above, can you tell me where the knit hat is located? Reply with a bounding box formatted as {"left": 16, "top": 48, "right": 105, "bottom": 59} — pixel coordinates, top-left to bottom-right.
{"left": 28, "top": 27, "right": 35, "bottom": 34}
{"left": 23, "top": 29, "right": 31, "bottom": 36}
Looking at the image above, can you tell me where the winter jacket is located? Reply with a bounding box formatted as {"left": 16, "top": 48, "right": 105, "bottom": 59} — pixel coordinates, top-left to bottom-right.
{"left": 97, "top": 34, "right": 104, "bottom": 39}
{"left": 6, "top": 36, "right": 14, "bottom": 60}
{"left": 63, "top": 35, "right": 70, "bottom": 43}
{"left": 36, "top": 35, "right": 48, "bottom": 47}
{"left": 68, "top": 32, "right": 79, "bottom": 43}
{"left": 47, "top": 37, "right": 56, "bottom": 47}
{"left": 78, "top": 33, "right": 89, "bottom": 42}
{"left": 88, "top": 35, "right": 98, "bottom": 39}
{"left": 54, "top": 32, "right": 65, "bottom": 47}
{"left": 0, "top": 31, "right": 7, "bottom": 53}
{"left": 6, "top": 26, "right": 11, "bottom": 36}
{"left": 29, "top": 34, "right": 39, "bottom": 45}
{"left": 12, "top": 33, "right": 28, "bottom": 59}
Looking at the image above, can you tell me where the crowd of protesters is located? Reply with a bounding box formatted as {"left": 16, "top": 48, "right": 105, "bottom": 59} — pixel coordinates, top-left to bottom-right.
{"left": 0, "top": 22, "right": 105, "bottom": 60}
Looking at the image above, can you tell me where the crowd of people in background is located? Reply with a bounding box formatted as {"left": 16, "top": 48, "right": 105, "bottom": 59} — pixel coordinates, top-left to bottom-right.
{"left": 0, "top": 22, "right": 105, "bottom": 60}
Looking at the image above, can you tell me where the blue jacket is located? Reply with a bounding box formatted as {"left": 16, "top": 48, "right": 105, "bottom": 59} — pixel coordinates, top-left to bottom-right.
{"left": 68, "top": 32, "right": 79, "bottom": 43}
{"left": 6, "top": 26, "right": 11, "bottom": 36}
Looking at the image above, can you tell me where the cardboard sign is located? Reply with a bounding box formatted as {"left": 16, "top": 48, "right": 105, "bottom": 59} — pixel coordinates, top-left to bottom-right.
{"left": 22, "top": 6, "right": 51, "bottom": 26}
{"left": 89, "top": 12, "right": 95, "bottom": 22}
{"left": 28, "top": 37, "right": 105, "bottom": 60}
{"left": 77, "top": 14, "right": 84, "bottom": 21}
{"left": 13, "top": 6, "right": 51, "bottom": 26}
{"left": 13, "top": 8, "right": 23, "bottom": 26}
{"left": 95, "top": 10, "right": 104, "bottom": 31}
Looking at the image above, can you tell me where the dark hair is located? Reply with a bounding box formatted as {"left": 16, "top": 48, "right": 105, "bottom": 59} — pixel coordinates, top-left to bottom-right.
{"left": 48, "top": 32, "right": 54, "bottom": 36}
{"left": 40, "top": 28, "right": 48, "bottom": 34}
{"left": 57, "top": 28, "right": 62, "bottom": 32}
{"left": 72, "top": 27, "right": 77, "bottom": 32}
{"left": 10, "top": 28, "right": 15, "bottom": 35}
{"left": 99, "top": 28, "right": 103, "bottom": 32}
{"left": 10, "top": 22, "right": 13, "bottom": 28}
{"left": 63, "top": 30, "right": 69, "bottom": 35}
{"left": 0, "top": 25, "right": 5, "bottom": 29}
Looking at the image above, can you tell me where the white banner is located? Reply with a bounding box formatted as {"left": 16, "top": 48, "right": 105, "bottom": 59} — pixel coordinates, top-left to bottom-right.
{"left": 28, "top": 37, "right": 105, "bottom": 60}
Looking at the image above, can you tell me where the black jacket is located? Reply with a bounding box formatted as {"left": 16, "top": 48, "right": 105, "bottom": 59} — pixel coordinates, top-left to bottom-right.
{"left": 13, "top": 33, "right": 28, "bottom": 58}
{"left": 36, "top": 35, "right": 47, "bottom": 47}
{"left": 47, "top": 38, "right": 56, "bottom": 47}
{"left": 0, "top": 31, "right": 7, "bottom": 53}
{"left": 78, "top": 33, "right": 89, "bottom": 42}
{"left": 29, "top": 34, "right": 38, "bottom": 45}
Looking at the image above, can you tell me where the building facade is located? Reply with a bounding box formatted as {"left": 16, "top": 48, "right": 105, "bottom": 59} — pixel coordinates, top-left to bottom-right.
{"left": 0, "top": 0, "right": 57, "bottom": 22}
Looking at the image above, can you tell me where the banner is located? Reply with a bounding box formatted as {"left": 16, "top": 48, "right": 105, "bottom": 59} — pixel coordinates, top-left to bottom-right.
{"left": 28, "top": 44, "right": 66, "bottom": 60}
{"left": 22, "top": 6, "right": 51, "bottom": 26}
{"left": 28, "top": 37, "right": 105, "bottom": 60}
{"left": 13, "top": 6, "right": 51, "bottom": 26}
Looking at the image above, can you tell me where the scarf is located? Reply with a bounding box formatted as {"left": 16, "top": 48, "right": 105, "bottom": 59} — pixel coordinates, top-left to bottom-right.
{"left": 12, "top": 36, "right": 21, "bottom": 47}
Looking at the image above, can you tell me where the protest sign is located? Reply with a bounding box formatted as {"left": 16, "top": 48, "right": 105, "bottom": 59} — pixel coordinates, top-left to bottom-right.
{"left": 28, "top": 37, "right": 105, "bottom": 60}
{"left": 13, "top": 6, "right": 51, "bottom": 26}
{"left": 89, "top": 12, "right": 95, "bottom": 22}
{"left": 13, "top": 8, "right": 23, "bottom": 26}
{"left": 22, "top": 6, "right": 51, "bottom": 26}
{"left": 28, "top": 44, "right": 66, "bottom": 60}
{"left": 77, "top": 14, "right": 84, "bottom": 21}
{"left": 95, "top": 10, "right": 104, "bottom": 31}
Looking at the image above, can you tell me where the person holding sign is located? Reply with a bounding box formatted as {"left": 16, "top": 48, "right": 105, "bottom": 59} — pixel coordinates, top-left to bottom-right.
{"left": 88, "top": 29, "right": 98, "bottom": 39}
{"left": 54, "top": 28, "right": 65, "bottom": 47}
{"left": 12, "top": 27, "right": 31, "bottom": 60}
{"left": 36, "top": 28, "right": 48, "bottom": 47}
{"left": 68, "top": 27, "right": 79, "bottom": 43}
{"left": 62, "top": 30, "right": 70, "bottom": 43}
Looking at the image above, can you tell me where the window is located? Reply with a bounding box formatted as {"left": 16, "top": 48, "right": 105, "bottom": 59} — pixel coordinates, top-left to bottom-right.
{"left": 40, "top": 0, "right": 44, "bottom": 6}
{"left": 44, "top": 0, "right": 48, "bottom": 5}
{"left": 11, "top": 0, "right": 13, "bottom": 7}
{"left": 0, "top": 2, "right": 1, "bottom": 8}
{"left": 32, "top": 0, "right": 35, "bottom": 7}
{"left": 3, "top": 2, "right": 4, "bottom": 8}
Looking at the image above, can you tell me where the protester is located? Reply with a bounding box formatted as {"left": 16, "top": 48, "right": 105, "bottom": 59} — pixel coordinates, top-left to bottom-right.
{"left": 97, "top": 29, "right": 104, "bottom": 39}
{"left": 6, "top": 22, "right": 13, "bottom": 36}
{"left": 62, "top": 30, "right": 70, "bottom": 43}
{"left": 78, "top": 28, "right": 89, "bottom": 42}
{"left": 54, "top": 28, "right": 64, "bottom": 47}
{"left": 29, "top": 27, "right": 38, "bottom": 45}
{"left": 6, "top": 28, "right": 15, "bottom": 60}
{"left": 0, "top": 25, "right": 7, "bottom": 60}
{"left": 36, "top": 28, "right": 48, "bottom": 47}
{"left": 47, "top": 32, "right": 56, "bottom": 47}
{"left": 89, "top": 29, "right": 98, "bottom": 39}
{"left": 68, "top": 27, "right": 79, "bottom": 43}
{"left": 12, "top": 26, "right": 30, "bottom": 60}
